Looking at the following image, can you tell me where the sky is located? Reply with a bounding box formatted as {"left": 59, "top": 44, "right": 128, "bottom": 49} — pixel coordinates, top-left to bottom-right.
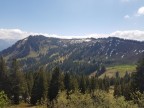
{"left": 0, "top": 0, "right": 144, "bottom": 40}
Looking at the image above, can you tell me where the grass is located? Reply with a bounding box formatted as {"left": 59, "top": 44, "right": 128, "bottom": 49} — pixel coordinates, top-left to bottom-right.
{"left": 100, "top": 65, "right": 136, "bottom": 78}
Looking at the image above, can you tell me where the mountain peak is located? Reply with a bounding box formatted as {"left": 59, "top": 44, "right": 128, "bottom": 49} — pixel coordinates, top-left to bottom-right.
{"left": 1, "top": 36, "right": 144, "bottom": 73}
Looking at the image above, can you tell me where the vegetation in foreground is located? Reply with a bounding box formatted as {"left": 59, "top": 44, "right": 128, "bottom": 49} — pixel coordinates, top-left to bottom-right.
{"left": 0, "top": 55, "right": 144, "bottom": 108}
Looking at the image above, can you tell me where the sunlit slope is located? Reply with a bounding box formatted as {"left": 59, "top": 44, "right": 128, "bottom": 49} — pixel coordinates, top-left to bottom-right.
{"left": 100, "top": 65, "right": 136, "bottom": 78}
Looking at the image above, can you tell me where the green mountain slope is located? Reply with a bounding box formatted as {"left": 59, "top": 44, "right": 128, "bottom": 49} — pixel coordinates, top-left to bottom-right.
{"left": 0, "top": 35, "right": 144, "bottom": 74}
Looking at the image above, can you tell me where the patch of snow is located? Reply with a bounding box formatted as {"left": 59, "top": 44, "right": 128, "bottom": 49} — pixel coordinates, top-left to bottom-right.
{"left": 133, "top": 50, "right": 137, "bottom": 52}
{"left": 63, "top": 44, "right": 67, "bottom": 47}
{"left": 110, "top": 49, "right": 114, "bottom": 57}
{"left": 84, "top": 39, "right": 91, "bottom": 42}
{"left": 70, "top": 39, "right": 92, "bottom": 44}
{"left": 121, "top": 55, "right": 124, "bottom": 58}
{"left": 23, "top": 37, "right": 28, "bottom": 41}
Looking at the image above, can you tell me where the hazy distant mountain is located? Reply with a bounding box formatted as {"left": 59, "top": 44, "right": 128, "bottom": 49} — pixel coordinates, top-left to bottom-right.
{"left": 0, "top": 39, "right": 17, "bottom": 51}
{"left": 0, "top": 35, "right": 144, "bottom": 74}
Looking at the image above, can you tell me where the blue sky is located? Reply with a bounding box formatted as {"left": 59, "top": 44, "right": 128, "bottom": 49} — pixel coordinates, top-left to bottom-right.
{"left": 0, "top": 0, "right": 144, "bottom": 40}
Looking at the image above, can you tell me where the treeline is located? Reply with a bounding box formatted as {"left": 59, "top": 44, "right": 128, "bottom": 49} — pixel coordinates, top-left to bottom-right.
{"left": 0, "top": 56, "right": 109, "bottom": 106}
{"left": 0, "top": 56, "right": 144, "bottom": 107}
{"left": 112, "top": 56, "right": 144, "bottom": 107}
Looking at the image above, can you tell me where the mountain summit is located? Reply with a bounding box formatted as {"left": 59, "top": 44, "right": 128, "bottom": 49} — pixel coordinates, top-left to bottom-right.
{"left": 0, "top": 35, "right": 144, "bottom": 74}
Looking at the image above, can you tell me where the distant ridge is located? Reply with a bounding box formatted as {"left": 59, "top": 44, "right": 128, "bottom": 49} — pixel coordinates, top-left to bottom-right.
{"left": 0, "top": 35, "right": 144, "bottom": 74}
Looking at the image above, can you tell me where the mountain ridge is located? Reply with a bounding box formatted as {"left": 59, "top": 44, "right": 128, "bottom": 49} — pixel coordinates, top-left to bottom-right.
{"left": 0, "top": 35, "right": 144, "bottom": 74}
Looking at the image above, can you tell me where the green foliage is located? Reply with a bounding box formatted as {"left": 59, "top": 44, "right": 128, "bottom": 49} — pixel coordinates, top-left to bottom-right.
{"left": 100, "top": 65, "right": 136, "bottom": 78}
{"left": 103, "top": 75, "right": 110, "bottom": 92}
{"left": 0, "top": 56, "right": 143, "bottom": 107}
{"left": 79, "top": 75, "right": 86, "bottom": 94}
{"left": 0, "top": 57, "right": 11, "bottom": 97}
{"left": 48, "top": 90, "right": 138, "bottom": 108}
{"left": 89, "top": 76, "right": 96, "bottom": 94}
{"left": 48, "top": 67, "right": 60, "bottom": 102}
{"left": 131, "top": 57, "right": 144, "bottom": 93}
{"left": 25, "top": 72, "right": 34, "bottom": 96}
{"left": 10, "top": 59, "right": 27, "bottom": 104}
{"left": 0, "top": 91, "right": 8, "bottom": 108}
{"left": 113, "top": 96, "right": 138, "bottom": 108}
{"left": 64, "top": 73, "right": 71, "bottom": 95}
{"left": 30, "top": 67, "right": 47, "bottom": 105}
{"left": 131, "top": 91, "right": 144, "bottom": 107}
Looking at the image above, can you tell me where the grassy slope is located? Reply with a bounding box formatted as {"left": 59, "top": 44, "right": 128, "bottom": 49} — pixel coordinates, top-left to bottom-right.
{"left": 100, "top": 65, "right": 136, "bottom": 78}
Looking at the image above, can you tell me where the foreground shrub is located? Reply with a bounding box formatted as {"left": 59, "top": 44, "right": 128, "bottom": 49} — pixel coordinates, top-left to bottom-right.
{"left": 0, "top": 91, "right": 8, "bottom": 108}
{"left": 48, "top": 90, "right": 138, "bottom": 108}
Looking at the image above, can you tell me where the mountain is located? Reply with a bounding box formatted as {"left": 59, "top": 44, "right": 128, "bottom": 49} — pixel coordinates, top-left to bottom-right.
{"left": 0, "top": 39, "right": 17, "bottom": 51}
{"left": 0, "top": 35, "right": 144, "bottom": 74}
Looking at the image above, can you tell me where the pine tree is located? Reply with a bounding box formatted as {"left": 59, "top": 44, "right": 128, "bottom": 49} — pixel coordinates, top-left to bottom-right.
{"left": 48, "top": 67, "right": 60, "bottom": 102}
{"left": 0, "top": 57, "right": 10, "bottom": 96}
{"left": 103, "top": 75, "right": 110, "bottom": 92}
{"left": 64, "top": 72, "right": 71, "bottom": 95}
{"left": 90, "top": 76, "right": 96, "bottom": 94}
{"left": 25, "top": 72, "right": 34, "bottom": 97}
{"left": 122, "top": 82, "right": 132, "bottom": 100}
{"left": 70, "top": 74, "right": 78, "bottom": 92}
{"left": 114, "top": 84, "right": 122, "bottom": 97}
{"left": 131, "top": 57, "right": 144, "bottom": 93}
{"left": 30, "top": 67, "right": 47, "bottom": 105}
{"left": 79, "top": 75, "right": 86, "bottom": 94}
{"left": 59, "top": 73, "right": 64, "bottom": 91}
{"left": 10, "top": 59, "right": 27, "bottom": 104}
{"left": 114, "top": 77, "right": 122, "bottom": 97}
{"left": 30, "top": 72, "right": 39, "bottom": 105}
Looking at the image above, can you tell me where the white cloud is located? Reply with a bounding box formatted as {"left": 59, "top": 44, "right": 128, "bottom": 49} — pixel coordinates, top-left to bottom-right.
{"left": 137, "top": 7, "right": 144, "bottom": 16}
{"left": 124, "top": 15, "right": 130, "bottom": 19}
{"left": 0, "top": 29, "right": 31, "bottom": 39}
{"left": 0, "top": 29, "right": 57, "bottom": 40}
{"left": 0, "top": 29, "right": 110, "bottom": 40}
{"left": 110, "top": 30, "right": 144, "bottom": 41}
{"left": 0, "top": 29, "right": 144, "bottom": 41}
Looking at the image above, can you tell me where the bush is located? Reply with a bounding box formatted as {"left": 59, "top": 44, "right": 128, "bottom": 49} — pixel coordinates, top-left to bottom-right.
{"left": 131, "top": 91, "right": 144, "bottom": 107}
{"left": 0, "top": 91, "right": 8, "bottom": 108}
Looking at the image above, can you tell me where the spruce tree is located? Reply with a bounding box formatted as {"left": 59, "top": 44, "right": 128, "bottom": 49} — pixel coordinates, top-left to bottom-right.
{"left": 64, "top": 72, "right": 71, "bottom": 95}
{"left": 79, "top": 75, "right": 86, "bottom": 94}
{"left": 10, "top": 59, "right": 27, "bottom": 104}
{"left": 114, "top": 84, "right": 122, "bottom": 97}
{"left": 70, "top": 74, "right": 78, "bottom": 92}
{"left": 103, "top": 75, "right": 110, "bottom": 92}
{"left": 30, "top": 67, "right": 47, "bottom": 105}
{"left": 0, "top": 57, "right": 10, "bottom": 95}
{"left": 48, "top": 67, "right": 60, "bottom": 102}
{"left": 114, "top": 77, "right": 122, "bottom": 97}
{"left": 25, "top": 72, "right": 34, "bottom": 97}
{"left": 132, "top": 57, "right": 144, "bottom": 93}
{"left": 90, "top": 76, "right": 96, "bottom": 94}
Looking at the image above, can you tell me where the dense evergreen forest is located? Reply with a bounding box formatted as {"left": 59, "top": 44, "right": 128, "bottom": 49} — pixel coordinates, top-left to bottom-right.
{"left": 0, "top": 55, "right": 144, "bottom": 108}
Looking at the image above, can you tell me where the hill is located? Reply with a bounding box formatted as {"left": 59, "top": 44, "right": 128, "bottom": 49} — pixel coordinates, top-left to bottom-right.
{"left": 0, "top": 35, "right": 144, "bottom": 74}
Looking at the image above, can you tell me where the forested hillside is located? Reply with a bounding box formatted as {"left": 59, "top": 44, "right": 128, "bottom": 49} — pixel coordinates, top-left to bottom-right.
{"left": 0, "top": 56, "right": 144, "bottom": 108}
{"left": 0, "top": 35, "right": 144, "bottom": 75}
